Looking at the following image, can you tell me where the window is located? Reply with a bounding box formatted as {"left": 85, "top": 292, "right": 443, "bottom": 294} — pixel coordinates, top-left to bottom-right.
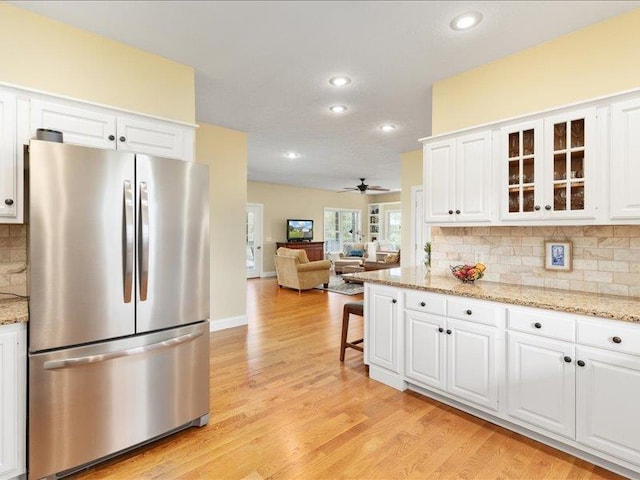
{"left": 385, "top": 210, "right": 401, "bottom": 250}
{"left": 324, "top": 208, "right": 361, "bottom": 253}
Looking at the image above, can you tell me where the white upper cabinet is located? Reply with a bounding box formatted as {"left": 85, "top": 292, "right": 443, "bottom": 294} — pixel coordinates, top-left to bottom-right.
{"left": 500, "top": 108, "right": 596, "bottom": 222}
{"left": 31, "top": 99, "right": 117, "bottom": 150}
{"left": 610, "top": 97, "right": 640, "bottom": 219}
{"left": 0, "top": 92, "right": 17, "bottom": 221}
{"left": 30, "top": 99, "right": 194, "bottom": 161}
{"left": 424, "top": 130, "right": 492, "bottom": 224}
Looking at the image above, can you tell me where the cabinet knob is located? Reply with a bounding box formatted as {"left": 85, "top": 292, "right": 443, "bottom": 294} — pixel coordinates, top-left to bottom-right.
{"left": 544, "top": 205, "right": 552, "bottom": 211}
{"left": 577, "top": 360, "right": 586, "bottom": 367}
{"left": 564, "top": 356, "right": 572, "bottom": 363}
{"left": 420, "top": 301, "right": 426, "bottom": 307}
{"left": 392, "top": 299, "right": 397, "bottom": 304}
{"left": 455, "top": 209, "right": 461, "bottom": 214}
{"left": 534, "top": 205, "right": 541, "bottom": 211}
{"left": 4, "top": 199, "right": 13, "bottom": 206}
{"left": 438, "top": 327, "right": 444, "bottom": 333}
{"left": 612, "top": 336, "right": 622, "bottom": 344}
{"left": 446, "top": 329, "right": 452, "bottom": 335}
{"left": 448, "top": 210, "right": 454, "bottom": 215}
{"left": 108, "top": 135, "right": 115, "bottom": 141}
{"left": 534, "top": 322, "right": 542, "bottom": 329}
{"left": 119, "top": 136, "right": 126, "bottom": 142}
{"left": 465, "top": 309, "right": 472, "bottom": 315}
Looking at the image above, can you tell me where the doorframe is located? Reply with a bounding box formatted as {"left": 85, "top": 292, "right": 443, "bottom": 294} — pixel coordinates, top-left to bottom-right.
{"left": 246, "top": 203, "right": 264, "bottom": 279}
{"left": 411, "top": 185, "right": 430, "bottom": 266}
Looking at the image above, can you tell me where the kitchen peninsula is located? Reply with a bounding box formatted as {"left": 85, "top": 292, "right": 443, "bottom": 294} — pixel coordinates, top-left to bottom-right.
{"left": 347, "top": 267, "right": 640, "bottom": 479}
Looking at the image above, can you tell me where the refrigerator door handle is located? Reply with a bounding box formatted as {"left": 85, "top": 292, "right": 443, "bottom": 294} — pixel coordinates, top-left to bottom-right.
{"left": 42, "top": 330, "right": 203, "bottom": 370}
{"left": 139, "top": 181, "right": 150, "bottom": 301}
{"left": 123, "top": 180, "right": 134, "bottom": 303}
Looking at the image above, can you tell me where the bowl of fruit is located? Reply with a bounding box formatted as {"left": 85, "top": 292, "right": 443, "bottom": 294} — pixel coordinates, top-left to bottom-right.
{"left": 450, "top": 263, "right": 486, "bottom": 283}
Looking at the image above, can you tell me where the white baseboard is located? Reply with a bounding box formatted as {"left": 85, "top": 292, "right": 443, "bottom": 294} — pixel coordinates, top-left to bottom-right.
{"left": 209, "top": 315, "right": 248, "bottom": 332}
{"left": 262, "top": 271, "right": 276, "bottom": 278}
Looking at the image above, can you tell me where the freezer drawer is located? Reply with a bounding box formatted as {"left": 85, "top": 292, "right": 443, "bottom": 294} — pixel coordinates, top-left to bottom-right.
{"left": 28, "top": 322, "right": 210, "bottom": 480}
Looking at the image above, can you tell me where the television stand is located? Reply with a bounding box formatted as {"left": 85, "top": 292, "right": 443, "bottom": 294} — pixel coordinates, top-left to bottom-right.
{"left": 276, "top": 241, "right": 324, "bottom": 262}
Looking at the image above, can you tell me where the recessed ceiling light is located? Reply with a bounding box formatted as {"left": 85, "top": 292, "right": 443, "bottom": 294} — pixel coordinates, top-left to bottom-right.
{"left": 329, "top": 105, "right": 348, "bottom": 113}
{"left": 379, "top": 124, "right": 396, "bottom": 132}
{"left": 450, "top": 11, "right": 483, "bottom": 31}
{"left": 329, "top": 76, "right": 351, "bottom": 87}
{"left": 284, "top": 152, "right": 299, "bottom": 159}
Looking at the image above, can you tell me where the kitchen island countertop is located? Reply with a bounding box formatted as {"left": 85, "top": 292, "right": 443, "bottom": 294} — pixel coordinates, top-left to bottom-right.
{"left": 0, "top": 297, "right": 28, "bottom": 325}
{"left": 345, "top": 267, "right": 640, "bottom": 323}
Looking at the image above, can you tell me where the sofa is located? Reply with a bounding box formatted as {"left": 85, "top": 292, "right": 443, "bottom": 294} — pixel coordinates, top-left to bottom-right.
{"left": 332, "top": 242, "right": 368, "bottom": 274}
{"left": 275, "top": 247, "right": 331, "bottom": 292}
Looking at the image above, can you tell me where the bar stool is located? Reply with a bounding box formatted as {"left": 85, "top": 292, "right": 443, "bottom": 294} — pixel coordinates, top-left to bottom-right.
{"left": 340, "top": 301, "right": 364, "bottom": 361}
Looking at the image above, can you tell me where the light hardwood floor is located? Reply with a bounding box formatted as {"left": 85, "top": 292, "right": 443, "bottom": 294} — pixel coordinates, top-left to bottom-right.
{"left": 72, "top": 278, "right": 622, "bottom": 479}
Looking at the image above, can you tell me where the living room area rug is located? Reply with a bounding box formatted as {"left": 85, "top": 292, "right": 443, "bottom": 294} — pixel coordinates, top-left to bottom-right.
{"left": 315, "top": 275, "right": 364, "bottom": 296}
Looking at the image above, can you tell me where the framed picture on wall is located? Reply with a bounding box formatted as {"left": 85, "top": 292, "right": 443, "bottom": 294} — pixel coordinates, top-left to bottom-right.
{"left": 544, "top": 241, "right": 572, "bottom": 272}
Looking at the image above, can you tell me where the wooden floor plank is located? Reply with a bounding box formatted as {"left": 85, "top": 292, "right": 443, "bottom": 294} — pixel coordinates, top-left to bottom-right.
{"left": 68, "top": 278, "right": 624, "bottom": 480}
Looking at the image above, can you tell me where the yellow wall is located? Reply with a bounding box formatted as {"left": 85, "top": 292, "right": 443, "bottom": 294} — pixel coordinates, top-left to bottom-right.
{"left": 248, "top": 182, "right": 369, "bottom": 273}
{"left": 0, "top": 3, "right": 195, "bottom": 123}
{"left": 400, "top": 149, "right": 423, "bottom": 265}
{"left": 432, "top": 8, "right": 640, "bottom": 134}
{"left": 372, "top": 192, "right": 401, "bottom": 203}
{"left": 196, "top": 124, "right": 248, "bottom": 325}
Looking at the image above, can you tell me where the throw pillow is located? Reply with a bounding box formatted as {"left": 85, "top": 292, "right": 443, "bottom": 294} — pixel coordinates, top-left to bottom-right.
{"left": 384, "top": 253, "right": 399, "bottom": 263}
{"left": 349, "top": 249, "right": 364, "bottom": 257}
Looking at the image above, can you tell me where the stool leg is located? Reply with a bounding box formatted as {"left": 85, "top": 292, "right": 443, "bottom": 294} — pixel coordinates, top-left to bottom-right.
{"left": 340, "top": 310, "right": 350, "bottom": 361}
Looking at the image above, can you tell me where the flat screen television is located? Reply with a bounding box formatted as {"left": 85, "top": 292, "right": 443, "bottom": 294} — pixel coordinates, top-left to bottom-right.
{"left": 287, "top": 219, "right": 313, "bottom": 242}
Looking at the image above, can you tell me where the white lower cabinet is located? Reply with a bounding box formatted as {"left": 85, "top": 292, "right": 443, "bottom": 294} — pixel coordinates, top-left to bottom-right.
{"left": 366, "top": 284, "right": 640, "bottom": 477}
{"left": 507, "top": 332, "right": 576, "bottom": 438}
{"left": 365, "top": 284, "right": 400, "bottom": 374}
{"left": 0, "top": 323, "right": 26, "bottom": 480}
{"left": 576, "top": 346, "right": 640, "bottom": 466}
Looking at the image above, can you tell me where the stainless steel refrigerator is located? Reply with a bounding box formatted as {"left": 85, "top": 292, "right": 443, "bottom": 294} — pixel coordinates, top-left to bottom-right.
{"left": 27, "top": 140, "right": 210, "bottom": 480}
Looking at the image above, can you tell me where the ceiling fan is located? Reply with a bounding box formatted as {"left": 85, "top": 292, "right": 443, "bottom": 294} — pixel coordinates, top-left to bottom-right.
{"left": 340, "top": 178, "right": 390, "bottom": 194}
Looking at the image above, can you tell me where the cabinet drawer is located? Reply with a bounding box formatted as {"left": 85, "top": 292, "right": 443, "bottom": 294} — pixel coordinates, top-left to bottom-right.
{"left": 404, "top": 291, "right": 446, "bottom": 316}
{"left": 508, "top": 308, "right": 575, "bottom": 342}
{"left": 577, "top": 318, "right": 640, "bottom": 356}
{"left": 447, "top": 298, "right": 500, "bottom": 327}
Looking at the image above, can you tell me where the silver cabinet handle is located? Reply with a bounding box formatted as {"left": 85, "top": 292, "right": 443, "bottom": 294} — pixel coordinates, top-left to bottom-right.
{"left": 123, "top": 180, "right": 134, "bottom": 303}
{"left": 139, "top": 181, "right": 150, "bottom": 301}
{"left": 43, "top": 331, "right": 203, "bottom": 370}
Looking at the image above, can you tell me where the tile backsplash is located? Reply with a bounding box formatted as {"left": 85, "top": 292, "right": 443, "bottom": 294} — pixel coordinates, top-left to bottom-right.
{"left": 430, "top": 226, "right": 640, "bottom": 297}
{"left": 0, "top": 224, "right": 28, "bottom": 298}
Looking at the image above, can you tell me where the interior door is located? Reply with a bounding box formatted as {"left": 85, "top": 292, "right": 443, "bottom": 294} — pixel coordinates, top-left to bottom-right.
{"left": 246, "top": 203, "right": 263, "bottom": 279}
{"left": 29, "top": 140, "right": 136, "bottom": 352}
{"left": 135, "top": 154, "right": 209, "bottom": 333}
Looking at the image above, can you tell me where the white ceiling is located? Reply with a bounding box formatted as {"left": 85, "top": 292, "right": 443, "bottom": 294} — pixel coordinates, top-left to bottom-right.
{"left": 11, "top": 1, "right": 640, "bottom": 193}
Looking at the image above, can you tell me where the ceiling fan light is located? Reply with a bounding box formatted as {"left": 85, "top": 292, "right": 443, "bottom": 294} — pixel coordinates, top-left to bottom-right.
{"left": 284, "top": 152, "right": 299, "bottom": 159}
{"left": 329, "top": 105, "right": 348, "bottom": 113}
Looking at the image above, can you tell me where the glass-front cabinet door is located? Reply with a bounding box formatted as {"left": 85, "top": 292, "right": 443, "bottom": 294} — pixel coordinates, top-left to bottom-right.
{"left": 501, "top": 109, "right": 596, "bottom": 222}
{"left": 544, "top": 108, "right": 596, "bottom": 220}
{"left": 501, "top": 120, "right": 544, "bottom": 220}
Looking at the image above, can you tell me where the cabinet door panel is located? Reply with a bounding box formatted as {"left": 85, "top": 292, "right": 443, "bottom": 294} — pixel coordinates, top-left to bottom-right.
{"left": 0, "top": 93, "right": 16, "bottom": 219}
{"left": 117, "top": 117, "right": 186, "bottom": 160}
{"left": 576, "top": 347, "right": 640, "bottom": 465}
{"left": 446, "top": 319, "right": 498, "bottom": 411}
{"left": 456, "top": 131, "right": 492, "bottom": 222}
{"left": 424, "top": 140, "right": 455, "bottom": 222}
{"left": 405, "top": 311, "right": 445, "bottom": 390}
{"left": 30, "top": 99, "right": 116, "bottom": 150}
{"left": 0, "top": 327, "right": 18, "bottom": 478}
{"left": 507, "top": 332, "right": 575, "bottom": 438}
{"left": 366, "top": 286, "right": 399, "bottom": 373}
{"left": 610, "top": 98, "right": 640, "bottom": 219}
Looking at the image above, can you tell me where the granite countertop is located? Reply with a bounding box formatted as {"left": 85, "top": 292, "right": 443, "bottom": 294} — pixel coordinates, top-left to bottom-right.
{"left": 345, "top": 267, "right": 640, "bottom": 323}
{"left": 0, "top": 297, "right": 28, "bottom": 325}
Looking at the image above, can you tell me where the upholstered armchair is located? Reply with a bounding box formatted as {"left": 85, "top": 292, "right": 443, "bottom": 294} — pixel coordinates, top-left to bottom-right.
{"left": 275, "top": 247, "right": 331, "bottom": 292}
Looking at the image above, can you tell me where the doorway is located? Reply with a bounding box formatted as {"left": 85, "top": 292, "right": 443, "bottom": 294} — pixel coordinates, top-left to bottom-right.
{"left": 246, "top": 203, "right": 263, "bottom": 278}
